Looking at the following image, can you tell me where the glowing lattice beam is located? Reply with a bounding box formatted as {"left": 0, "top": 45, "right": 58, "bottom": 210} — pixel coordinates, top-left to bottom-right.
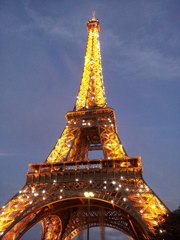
{"left": 75, "top": 16, "right": 107, "bottom": 111}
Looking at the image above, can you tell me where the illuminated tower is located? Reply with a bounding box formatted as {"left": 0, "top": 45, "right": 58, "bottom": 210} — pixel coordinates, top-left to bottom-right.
{"left": 0, "top": 14, "right": 168, "bottom": 240}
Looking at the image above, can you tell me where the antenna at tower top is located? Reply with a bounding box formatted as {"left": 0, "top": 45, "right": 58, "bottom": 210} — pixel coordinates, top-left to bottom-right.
{"left": 92, "top": 10, "right": 96, "bottom": 19}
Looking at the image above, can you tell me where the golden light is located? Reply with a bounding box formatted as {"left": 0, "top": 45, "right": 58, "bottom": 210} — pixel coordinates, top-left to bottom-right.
{"left": 84, "top": 192, "right": 94, "bottom": 198}
{"left": 0, "top": 15, "right": 168, "bottom": 239}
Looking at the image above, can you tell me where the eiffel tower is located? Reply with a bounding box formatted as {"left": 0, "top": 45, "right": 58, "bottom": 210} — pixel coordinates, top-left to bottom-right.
{"left": 0, "top": 14, "right": 169, "bottom": 240}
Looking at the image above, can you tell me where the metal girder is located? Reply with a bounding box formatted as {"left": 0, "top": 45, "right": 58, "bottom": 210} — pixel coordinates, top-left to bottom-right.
{"left": 0, "top": 15, "right": 169, "bottom": 240}
{"left": 41, "top": 215, "right": 62, "bottom": 240}
{"left": 0, "top": 171, "right": 167, "bottom": 239}
{"left": 61, "top": 207, "right": 135, "bottom": 240}
{"left": 75, "top": 17, "right": 106, "bottom": 111}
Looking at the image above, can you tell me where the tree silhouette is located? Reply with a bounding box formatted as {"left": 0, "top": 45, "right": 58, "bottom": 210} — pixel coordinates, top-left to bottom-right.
{"left": 154, "top": 207, "right": 180, "bottom": 240}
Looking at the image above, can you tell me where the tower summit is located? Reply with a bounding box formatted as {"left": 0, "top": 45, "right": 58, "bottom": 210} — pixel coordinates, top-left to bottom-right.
{"left": 75, "top": 14, "right": 106, "bottom": 111}
{"left": 0, "top": 15, "right": 169, "bottom": 240}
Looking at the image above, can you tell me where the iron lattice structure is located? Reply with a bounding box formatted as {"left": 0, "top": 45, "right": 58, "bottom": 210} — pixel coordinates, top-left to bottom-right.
{"left": 0, "top": 15, "right": 169, "bottom": 240}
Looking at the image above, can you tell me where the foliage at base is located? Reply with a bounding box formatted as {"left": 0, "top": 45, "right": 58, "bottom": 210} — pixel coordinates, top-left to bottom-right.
{"left": 154, "top": 207, "right": 180, "bottom": 240}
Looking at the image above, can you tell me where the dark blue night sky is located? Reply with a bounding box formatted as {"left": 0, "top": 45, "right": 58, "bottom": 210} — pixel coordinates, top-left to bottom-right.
{"left": 0, "top": 1, "right": 180, "bottom": 239}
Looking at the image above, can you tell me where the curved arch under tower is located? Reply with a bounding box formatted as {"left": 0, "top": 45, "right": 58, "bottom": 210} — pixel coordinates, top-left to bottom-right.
{"left": 0, "top": 14, "right": 169, "bottom": 240}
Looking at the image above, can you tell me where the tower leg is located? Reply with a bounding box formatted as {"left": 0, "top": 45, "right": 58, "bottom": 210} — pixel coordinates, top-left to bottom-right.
{"left": 41, "top": 215, "right": 62, "bottom": 240}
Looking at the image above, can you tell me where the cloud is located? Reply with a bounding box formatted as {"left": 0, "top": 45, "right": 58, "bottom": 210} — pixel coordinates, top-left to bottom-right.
{"left": 0, "top": 1, "right": 81, "bottom": 43}
{"left": 122, "top": 46, "right": 180, "bottom": 80}
{"left": 103, "top": 29, "right": 123, "bottom": 48}
{"left": 104, "top": 35, "right": 180, "bottom": 81}
{"left": 0, "top": 152, "right": 24, "bottom": 157}
{"left": 24, "top": 4, "right": 73, "bottom": 39}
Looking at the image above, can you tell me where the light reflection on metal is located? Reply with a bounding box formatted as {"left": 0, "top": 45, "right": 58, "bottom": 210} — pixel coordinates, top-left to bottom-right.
{"left": 0, "top": 15, "right": 169, "bottom": 240}
{"left": 75, "top": 16, "right": 106, "bottom": 111}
